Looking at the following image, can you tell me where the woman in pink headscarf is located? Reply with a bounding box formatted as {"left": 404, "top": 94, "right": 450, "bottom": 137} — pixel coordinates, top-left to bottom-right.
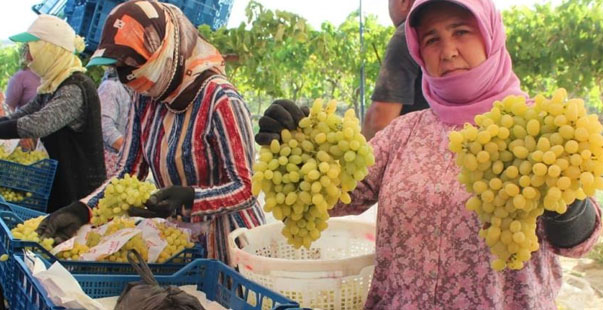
{"left": 256, "top": 0, "right": 601, "bottom": 309}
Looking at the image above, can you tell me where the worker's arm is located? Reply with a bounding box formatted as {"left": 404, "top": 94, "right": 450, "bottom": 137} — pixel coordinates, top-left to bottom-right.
{"left": 362, "top": 101, "right": 403, "bottom": 141}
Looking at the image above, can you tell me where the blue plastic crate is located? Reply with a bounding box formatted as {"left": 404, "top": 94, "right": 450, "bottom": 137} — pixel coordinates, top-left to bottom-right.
{"left": 0, "top": 158, "right": 58, "bottom": 212}
{"left": 11, "top": 254, "right": 299, "bottom": 310}
{"left": 0, "top": 207, "right": 205, "bottom": 309}
{"left": 61, "top": 0, "right": 234, "bottom": 53}
{"left": 0, "top": 210, "right": 39, "bottom": 303}
{"left": 0, "top": 197, "right": 46, "bottom": 221}
{"left": 0, "top": 200, "right": 45, "bottom": 300}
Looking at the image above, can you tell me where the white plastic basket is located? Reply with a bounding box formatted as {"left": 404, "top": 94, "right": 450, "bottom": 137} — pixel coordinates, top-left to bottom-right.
{"left": 228, "top": 218, "right": 376, "bottom": 310}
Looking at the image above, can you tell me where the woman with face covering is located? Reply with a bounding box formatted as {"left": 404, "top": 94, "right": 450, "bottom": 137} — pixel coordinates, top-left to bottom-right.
{"left": 0, "top": 15, "right": 107, "bottom": 212}
{"left": 36, "top": 0, "right": 264, "bottom": 264}
{"left": 256, "top": 0, "right": 601, "bottom": 308}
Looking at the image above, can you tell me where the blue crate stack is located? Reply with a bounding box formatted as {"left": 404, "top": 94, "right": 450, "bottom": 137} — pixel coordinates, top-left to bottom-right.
{"left": 54, "top": 0, "right": 235, "bottom": 53}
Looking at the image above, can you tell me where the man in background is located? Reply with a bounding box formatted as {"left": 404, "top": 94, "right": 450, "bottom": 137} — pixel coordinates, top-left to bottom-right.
{"left": 362, "top": 0, "right": 429, "bottom": 140}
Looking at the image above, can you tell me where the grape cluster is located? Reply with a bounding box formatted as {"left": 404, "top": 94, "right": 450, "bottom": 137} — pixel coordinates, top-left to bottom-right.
{"left": 10, "top": 216, "right": 55, "bottom": 251}
{"left": 252, "top": 99, "right": 375, "bottom": 248}
{"left": 0, "top": 187, "right": 31, "bottom": 202}
{"left": 91, "top": 174, "right": 157, "bottom": 226}
{"left": 1, "top": 147, "right": 47, "bottom": 165}
{"left": 56, "top": 243, "right": 90, "bottom": 260}
{"left": 448, "top": 89, "right": 603, "bottom": 271}
{"left": 93, "top": 217, "right": 149, "bottom": 263}
{"left": 156, "top": 222, "right": 195, "bottom": 263}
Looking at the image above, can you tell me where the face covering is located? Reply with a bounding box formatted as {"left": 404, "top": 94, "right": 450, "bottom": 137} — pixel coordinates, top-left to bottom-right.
{"left": 91, "top": 0, "right": 225, "bottom": 112}
{"left": 28, "top": 40, "right": 86, "bottom": 94}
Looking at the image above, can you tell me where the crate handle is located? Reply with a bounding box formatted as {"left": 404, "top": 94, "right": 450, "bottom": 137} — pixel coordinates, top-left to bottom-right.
{"left": 227, "top": 228, "right": 249, "bottom": 251}
{"left": 126, "top": 249, "right": 159, "bottom": 286}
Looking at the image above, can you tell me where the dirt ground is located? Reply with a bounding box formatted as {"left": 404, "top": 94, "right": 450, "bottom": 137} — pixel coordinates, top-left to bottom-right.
{"left": 557, "top": 254, "right": 603, "bottom": 309}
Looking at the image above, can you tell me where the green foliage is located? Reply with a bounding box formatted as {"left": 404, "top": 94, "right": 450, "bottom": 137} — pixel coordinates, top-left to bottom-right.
{"left": 504, "top": 0, "right": 603, "bottom": 108}
{"left": 2, "top": 0, "right": 599, "bottom": 122}
{"left": 0, "top": 45, "right": 21, "bottom": 90}
{"left": 0, "top": 45, "right": 104, "bottom": 90}
{"left": 200, "top": 1, "right": 392, "bottom": 117}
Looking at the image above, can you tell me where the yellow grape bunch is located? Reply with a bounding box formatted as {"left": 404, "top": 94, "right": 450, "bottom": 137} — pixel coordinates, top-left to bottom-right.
{"left": 0, "top": 187, "right": 32, "bottom": 203}
{"left": 10, "top": 216, "right": 55, "bottom": 251}
{"left": 2, "top": 147, "right": 47, "bottom": 165}
{"left": 91, "top": 174, "right": 157, "bottom": 226}
{"left": 252, "top": 99, "right": 375, "bottom": 249}
{"left": 56, "top": 242, "right": 90, "bottom": 261}
{"left": 156, "top": 222, "right": 195, "bottom": 263}
{"left": 448, "top": 89, "right": 603, "bottom": 271}
{"left": 0, "top": 146, "right": 9, "bottom": 159}
{"left": 17, "top": 216, "right": 194, "bottom": 263}
{"left": 98, "top": 218, "right": 149, "bottom": 263}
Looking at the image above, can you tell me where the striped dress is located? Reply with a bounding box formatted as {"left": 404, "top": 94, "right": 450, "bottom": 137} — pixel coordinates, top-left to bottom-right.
{"left": 84, "top": 75, "right": 265, "bottom": 264}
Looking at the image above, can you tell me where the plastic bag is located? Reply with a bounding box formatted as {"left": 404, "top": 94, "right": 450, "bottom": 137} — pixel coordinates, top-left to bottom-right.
{"left": 115, "top": 250, "right": 205, "bottom": 310}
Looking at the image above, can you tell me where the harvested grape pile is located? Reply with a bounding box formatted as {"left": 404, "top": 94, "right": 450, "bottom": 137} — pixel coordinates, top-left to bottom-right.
{"left": 12, "top": 216, "right": 195, "bottom": 263}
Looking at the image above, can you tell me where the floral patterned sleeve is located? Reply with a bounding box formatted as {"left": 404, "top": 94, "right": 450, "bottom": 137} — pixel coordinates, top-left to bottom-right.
{"left": 331, "top": 114, "right": 419, "bottom": 217}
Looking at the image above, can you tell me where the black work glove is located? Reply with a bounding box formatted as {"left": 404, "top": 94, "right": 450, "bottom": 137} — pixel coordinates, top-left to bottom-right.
{"left": 128, "top": 185, "right": 194, "bottom": 218}
{"left": 543, "top": 199, "right": 598, "bottom": 248}
{"left": 36, "top": 201, "right": 90, "bottom": 244}
{"left": 0, "top": 119, "right": 19, "bottom": 139}
{"left": 255, "top": 99, "right": 309, "bottom": 145}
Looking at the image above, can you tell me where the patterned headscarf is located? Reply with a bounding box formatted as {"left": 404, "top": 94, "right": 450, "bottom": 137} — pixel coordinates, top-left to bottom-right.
{"left": 91, "top": 0, "right": 225, "bottom": 111}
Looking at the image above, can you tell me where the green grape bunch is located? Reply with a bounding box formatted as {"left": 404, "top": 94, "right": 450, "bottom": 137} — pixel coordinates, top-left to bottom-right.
{"left": 2, "top": 147, "right": 47, "bottom": 165}
{"left": 156, "top": 222, "right": 195, "bottom": 263}
{"left": 448, "top": 89, "right": 603, "bottom": 271}
{"left": 10, "top": 216, "right": 55, "bottom": 251}
{"left": 252, "top": 99, "right": 375, "bottom": 249}
{"left": 91, "top": 174, "right": 157, "bottom": 226}
{"left": 0, "top": 187, "right": 32, "bottom": 202}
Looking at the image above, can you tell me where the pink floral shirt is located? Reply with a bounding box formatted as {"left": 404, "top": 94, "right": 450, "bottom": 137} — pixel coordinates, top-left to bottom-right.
{"left": 332, "top": 109, "right": 602, "bottom": 310}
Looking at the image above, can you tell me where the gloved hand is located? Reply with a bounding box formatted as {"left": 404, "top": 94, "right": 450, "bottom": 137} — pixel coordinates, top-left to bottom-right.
{"left": 0, "top": 119, "right": 19, "bottom": 139}
{"left": 255, "top": 99, "right": 309, "bottom": 145}
{"left": 128, "top": 185, "right": 194, "bottom": 218}
{"left": 543, "top": 199, "right": 598, "bottom": 248}
{"left": 36, "top": 201, "right": 90, "bottom": 244}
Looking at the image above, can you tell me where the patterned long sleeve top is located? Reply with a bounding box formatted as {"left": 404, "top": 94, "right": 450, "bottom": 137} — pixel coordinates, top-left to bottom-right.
{"left": 9, "top": 85, "right": 86, "bottom": 138}
{"left": 98, "top": 79, "right": 131, "bottom": 150}
{"left": 83, "top": 76, "right": 264, "bottom": 263}
{"left": 332, "top": 109, "right": 602, "bottom": 309}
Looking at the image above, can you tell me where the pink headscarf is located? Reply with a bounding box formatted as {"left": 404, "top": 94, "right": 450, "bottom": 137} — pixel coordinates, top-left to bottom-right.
{"left": 405, "top": 0, "right": 528, "bottom": 125}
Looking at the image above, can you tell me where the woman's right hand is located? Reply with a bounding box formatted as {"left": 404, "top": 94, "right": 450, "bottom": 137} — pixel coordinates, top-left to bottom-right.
{"left": 36, "top": 201, "right": 90, "bottom": 244}
{"left": 255, "top": 99, "right": 309, "bottom": 145}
